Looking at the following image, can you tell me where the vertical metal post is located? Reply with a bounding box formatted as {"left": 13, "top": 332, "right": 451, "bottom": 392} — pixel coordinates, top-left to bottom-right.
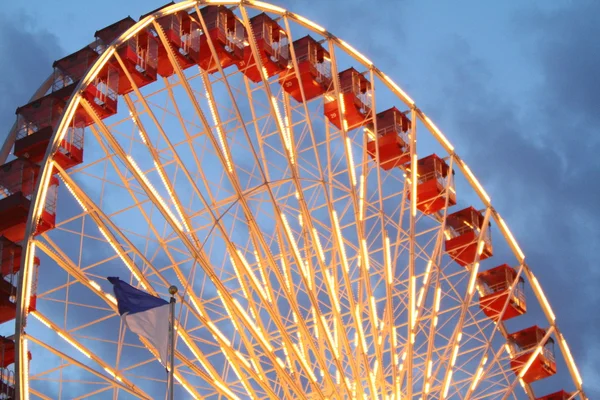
{"left": 167, "top": 285, "right": 177, "bottom": 400}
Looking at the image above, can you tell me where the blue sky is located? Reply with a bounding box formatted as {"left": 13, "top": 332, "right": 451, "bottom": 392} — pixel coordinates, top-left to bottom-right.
{"left": 0, "top": 0, "right": 598, "bottom": 397}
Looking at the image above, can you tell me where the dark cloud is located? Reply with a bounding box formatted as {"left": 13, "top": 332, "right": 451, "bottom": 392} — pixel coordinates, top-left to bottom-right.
{"left": 428, "top": 2, "right": 600, "bottom": 395}
{"left": 0, "top": 11, "right": 63, "bottom": 136}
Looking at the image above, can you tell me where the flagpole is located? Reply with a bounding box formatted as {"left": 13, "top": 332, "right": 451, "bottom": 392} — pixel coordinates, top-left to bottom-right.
{"left": 167, "top": 285, "right": 177, "bottom": 400}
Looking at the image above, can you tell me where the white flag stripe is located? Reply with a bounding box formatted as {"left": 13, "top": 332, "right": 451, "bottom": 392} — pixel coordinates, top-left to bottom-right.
{"left": 124, "top": 303, "right": 171, "bottom": 366}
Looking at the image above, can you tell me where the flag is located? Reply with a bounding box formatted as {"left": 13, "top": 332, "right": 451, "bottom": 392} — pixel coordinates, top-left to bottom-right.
{"left": 107, "top": 277, "right": 171, "bottom": 366}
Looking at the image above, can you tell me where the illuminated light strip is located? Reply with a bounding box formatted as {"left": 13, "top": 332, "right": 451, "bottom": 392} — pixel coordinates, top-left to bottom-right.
{"left": 411, "top": 153, "right": 418, "bottom": 217}
{"left": 561, "top": 335, "right": 583, "bottom": 385}
{"left": 30, "top": 311, "right": 52, "bottom": 330}
{"left": 385, "top": 236, "right": 392, "bottom": 285}
{"left": 338, "top": 39, "right": 372, "bottom": 66}
{"left": 337, "top": 93, "right": 346, "bottom": 116}
{"left": 24, "top": 242, "right": 36, "bottom": 312}
{"left": 497, "top": 216, "right": 525, "bottom": 261}
{"left": 368, "top": 361, "right": 378, "bottom": 399}
{"left": 270, "top": 96, "right": 295, "bottom": 165}
{"left": 293, "top": 14, "right": 325, "bottom": 32}
{"left": 434, "top": 287, "right": 442, "bottom": 313}
{"left": 410, "top": 276, "right": 416, "bottom": 328}
{"left": 442, "top": 370, "right": 453, "bottom": 398}
{"left": 382, "top": 74, "right": 415, "bottom": 106}
{"left": 369, "top": 295, "right": 378, "bottom": 326}
{"left": 355, "top": 305, "right": 368, "bottom": 353}
{"left": 202, "top": 76, "right": 233, "bottom": 173}
{"left": 163, "top": 1, "right": 195, "bottom": 14}
{"left": 278, "top": 257, "right": 292, "bottom": 292}
{"left": 217, "top": 291, "right": 239, "bottom": 335}
{"left": 416, "top": 287, "right": 425, "bottom": 308}
{"left": 250, "top": 0, "right": 286, "bottom": 12}
{"left": 345, "top": 137, "right": 357, "bottom": 186}
{"left": 313, "top": 228, "right": 326, "bottom": 262}
{"left": 332, "top": 211, "right": 350, "bottom": 273}
{"left": 88, "top": 280, "right": 101, "bottom": 291}
{"left": 280, "top": 213, "right": 312, "bottom": 288}
{"left": 131, "top": 113, "right": 149, "bottom": 145}
{"left": 423, "top": 260, "right": 432, "bottom": 284}
{"left": 106, "top": 293, "right": 117, "bottom": 305}
{"left": 361, "top": 239, "right": 370, "bottom": 271}
{"left": 236, "top": 249, "right": 271, "bottom": 302}
{"left": 187, "top": 295, "right": 203, "bottom": 317}
{"left": 325, "top": 269, "right": 342, "bottom": 313}
{"left": 320, "top": 315, "right": 340, "bottom": 359}
{"left": 471, "top": 365, "right": 484, "bottom": 390}
{"left": 57, "top": 331, "right": 92, "bottom": 359}
{"left": 229, "top": 256, "right": 251, "bottom": 300}
{"left": 468, "top": 262, "right": 480, "bottom": 295}
{"left": 450, "top": 344, "right": 460, "bottom": 367}
{"left": 122, "top": 18, "right": 155, "bottom": 42}
{"left": 422, "top": 114, "right": 454, "bottom": 151}
{"left": 234, "top": 350, "right": 252, "bottom": 371}
{"left": 22, "top": 337, "right": 30, "bottom": 400}
{"left": 126, "top": 155, "right": 184, "bottom": 232}
{"left": 36, "top": 161, "right": 55, "bottom": 220}
{"left": 461, "top": 163, "right": 491, "bottom": 203}
{"left": 312, "top": 307, "right": 319, "bottom": 339}
{"left": 61, "top": 179, "right": 88, "bottom": 212}
{"left": 519, "top": 346, "right": 542, "bottom": 378}
{"left": 207, "top": 321, "right": 231, "bottom": 347}
{"left": 358, "top": 174, "right": 365, "bottom": 221}
{"left": 530, "top": 275, "right": 556, "bottom": 321}
{"left": 477, "top": 240, "right": 485, "bottom": 256}
{"left": 137, "top": 129, "right": 148, "bottom": 145}
{"left": 154, "top": 161, "right": 190, "bottom": 232}
{"left": 253, "top": 250, "right": 271, "bottom": 299}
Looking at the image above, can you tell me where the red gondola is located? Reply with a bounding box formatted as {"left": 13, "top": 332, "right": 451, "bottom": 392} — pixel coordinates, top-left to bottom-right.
{"left": 280, "top": 35, "right": 331, "bottom": 102}
{"left": 324, "top": 67, "right": 371, "bottom": 130}
{"left": 444, "top": 206, "right": 493, "bottom": 267}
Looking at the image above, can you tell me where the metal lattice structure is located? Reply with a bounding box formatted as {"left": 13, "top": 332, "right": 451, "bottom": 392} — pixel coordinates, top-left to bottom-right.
{"left": 0, "top": 1, "right": 588, "bottom": 399}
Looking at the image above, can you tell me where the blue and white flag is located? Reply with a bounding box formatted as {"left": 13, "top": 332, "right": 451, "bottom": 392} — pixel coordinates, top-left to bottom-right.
{"left": 107, "top": 277, "right": 171, "bottom": 366}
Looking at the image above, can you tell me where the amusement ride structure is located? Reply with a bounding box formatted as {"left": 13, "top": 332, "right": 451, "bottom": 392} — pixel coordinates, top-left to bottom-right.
{"left": 0, "top": 1, "right": 588, "bottom": 398}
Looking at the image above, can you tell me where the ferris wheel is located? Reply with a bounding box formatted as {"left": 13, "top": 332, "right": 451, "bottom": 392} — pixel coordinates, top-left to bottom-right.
{"left": 0, "top": 1, "right": 589, "bottom": 399}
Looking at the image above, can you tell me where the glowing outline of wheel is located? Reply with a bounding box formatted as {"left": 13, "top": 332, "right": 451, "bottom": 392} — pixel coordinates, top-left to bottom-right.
{"left": 1, "top": 1, "right": 586, "bottom": 398}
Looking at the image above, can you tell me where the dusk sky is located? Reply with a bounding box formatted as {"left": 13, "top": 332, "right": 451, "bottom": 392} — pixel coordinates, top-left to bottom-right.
{"left": 0, "top": 0, "right": 598, "bottom": 397}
